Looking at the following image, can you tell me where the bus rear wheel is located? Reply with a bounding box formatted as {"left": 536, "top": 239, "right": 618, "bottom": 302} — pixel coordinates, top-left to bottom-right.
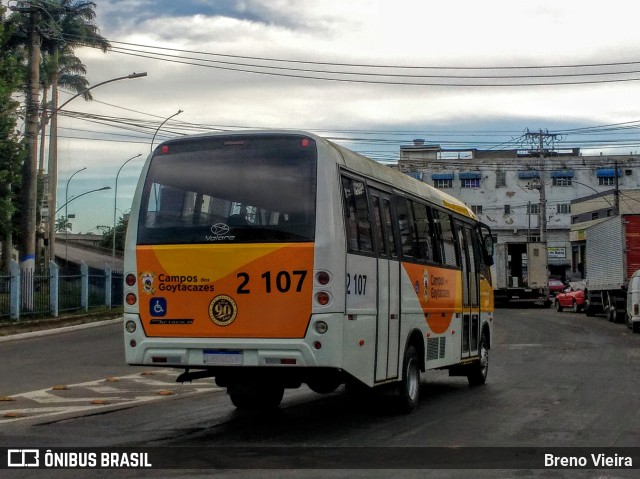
{"left": 228, "top": 383, "right": 284, "bottom": 410}
{"left": 467, "top": 331, "right": 489, "bottom": 386}
{"left": 395, "top": 345, "right": 420, "bottom": 414}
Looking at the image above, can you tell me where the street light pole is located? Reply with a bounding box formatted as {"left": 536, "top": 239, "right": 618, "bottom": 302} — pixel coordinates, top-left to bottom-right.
{"left": 47, "top": 72, "right": 147, "bottom": 267}
{"left": 113, "top": 154, "right": 142, "bottom": 263}
{"left": 65, "top": 167, "right": 87, "bottom": 229}
{"left": 55, "top": 186, "right": 112, "bottom": 215}
{"left": 63, "top": 167, "right": 86, "bottom": 263}
{"left": 56, "top": 72, "right": 148, "bottom": 113}
{"left": 151, "top": 109, "right": 183, "bottom": 152}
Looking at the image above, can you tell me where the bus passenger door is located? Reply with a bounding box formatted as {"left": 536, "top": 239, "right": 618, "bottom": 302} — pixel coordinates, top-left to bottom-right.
{"left": 458, "top": 225, "right": 481, "bottom": 358}
{"left": 342, "top": 176, "right": 378, "bottom": 386}
{"left": 371, "top": 191, "right": 400, "bottom": 381}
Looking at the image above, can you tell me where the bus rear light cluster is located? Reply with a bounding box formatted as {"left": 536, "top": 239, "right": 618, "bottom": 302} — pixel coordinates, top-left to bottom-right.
{"left": 316, "top": 292, "right": 330, "bottom": 306}
{"left": 125, "top": 274, "right": 136, "bottom": 286}
{"left": 125, "top": 320, "right": 136, "bottom": 333}
{"left": 126, "top": 293, "right": 137, "bottom": 305}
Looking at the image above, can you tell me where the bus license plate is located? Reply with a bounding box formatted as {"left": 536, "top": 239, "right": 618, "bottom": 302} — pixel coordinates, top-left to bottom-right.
{"left": 203, "top": 349, "right": 243, "bottom": 365}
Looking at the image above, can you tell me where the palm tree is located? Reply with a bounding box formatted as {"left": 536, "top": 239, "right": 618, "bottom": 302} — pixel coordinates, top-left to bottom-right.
{"left": 38, "top": 49, "right": 91, "bottom": 176}
{"left": 55, "top": 216, "right": 72, "bottom": 233}
{"left": 36, "top": 1, "right": 110, "bottom": 263}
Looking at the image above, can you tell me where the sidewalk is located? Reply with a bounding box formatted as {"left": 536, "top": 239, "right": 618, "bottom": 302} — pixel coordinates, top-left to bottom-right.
{"left": 0, "top": 311, "right": 123, "bottom": 341}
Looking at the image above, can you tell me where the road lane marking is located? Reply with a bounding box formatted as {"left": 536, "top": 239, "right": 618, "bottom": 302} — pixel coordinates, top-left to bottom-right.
{"left": 0, "top": 369, "right": 220, "bottom": 424}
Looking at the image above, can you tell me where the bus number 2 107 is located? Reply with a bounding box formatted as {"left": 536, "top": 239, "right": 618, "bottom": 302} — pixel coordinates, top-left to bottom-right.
{"left": 236, "top": 270, "right": 307, "bottom": 294}
{"left": 346, "top": 273, "right": 367, "bottom": 295}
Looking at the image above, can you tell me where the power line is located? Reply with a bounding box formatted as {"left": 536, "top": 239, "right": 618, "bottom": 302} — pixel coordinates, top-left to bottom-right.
{"left": 71, "top": 36, "right": 640, "bottom": 72}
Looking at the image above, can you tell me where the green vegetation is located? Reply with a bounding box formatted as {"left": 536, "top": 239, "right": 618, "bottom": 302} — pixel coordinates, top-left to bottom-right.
{"left": 0, "top": 1, "right": 110, "bottom": 271}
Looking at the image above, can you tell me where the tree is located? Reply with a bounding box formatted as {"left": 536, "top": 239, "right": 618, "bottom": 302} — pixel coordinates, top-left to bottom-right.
{"left": 0, "top": 6, "right": 26, "bottom": 271}
{"left": 39, "top": 1, "right": 110, "bottom": 267}
{"left": 8, "top": 1, "right": 110, "bottom": 271}
{"left": 55, "top": 216, "right": 72, "bottom": 233}
{"left": 99, "top": 216, "right": 128, "bottom": 253}
{"left": 38, "top": 49, "right": 91, "bottom": 176}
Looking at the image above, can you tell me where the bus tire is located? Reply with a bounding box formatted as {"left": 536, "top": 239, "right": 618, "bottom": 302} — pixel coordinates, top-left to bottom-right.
{"left": 467, "top": 331, "right": 489, "bottom": 386}
{"left": 395, "top": 345, "right": 420, "bottom": 414}
{"left": 228, "top": 383, "right": 284, "bottom": 410}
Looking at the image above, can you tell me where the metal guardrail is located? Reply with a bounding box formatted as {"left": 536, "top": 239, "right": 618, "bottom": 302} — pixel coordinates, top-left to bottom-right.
{"left": 0, "top": 261, "right": 123, "bottom": 320}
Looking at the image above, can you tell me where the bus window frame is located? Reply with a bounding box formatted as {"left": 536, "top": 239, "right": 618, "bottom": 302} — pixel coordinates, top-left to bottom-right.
{"left": 340, "top": 173, "right": 377, "bottom": 258}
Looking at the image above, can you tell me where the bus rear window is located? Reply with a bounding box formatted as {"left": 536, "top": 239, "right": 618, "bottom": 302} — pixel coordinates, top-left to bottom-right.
{"left": 137, "top": 135, "right": 317, "bottom": 244}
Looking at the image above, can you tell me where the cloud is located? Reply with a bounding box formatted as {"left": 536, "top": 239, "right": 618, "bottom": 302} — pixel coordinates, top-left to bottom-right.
{"left": 37, "top": 0, "right": 640, "bottom": 232}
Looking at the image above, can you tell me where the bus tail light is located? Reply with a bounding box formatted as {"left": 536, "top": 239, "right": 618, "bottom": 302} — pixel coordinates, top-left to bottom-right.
{"left": 125, "top": 274, "right": 136, "bottom": 286}
{"left": 316, "top": 271, "right": 331, "bottom": 285}
{"left": 125, "top": 320, "right": 137, "bottom": 333}
{"left": 126, "top": 293, "right": 137, "bottom": 305}
{"left": 316, "top": 292, "right": 330, "bottom": 306}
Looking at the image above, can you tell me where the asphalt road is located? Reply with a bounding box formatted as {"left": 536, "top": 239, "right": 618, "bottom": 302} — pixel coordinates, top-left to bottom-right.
{"left": 1, "top": 308, "right": 639, "bottom": 478}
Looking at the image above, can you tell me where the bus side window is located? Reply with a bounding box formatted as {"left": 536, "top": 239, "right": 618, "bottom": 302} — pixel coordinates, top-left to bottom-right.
{"left": 433, "top": 210, "right": 459, "bottom": 267}
{"left": 395, "top": 197, "right": 417, "bottom": 258}
{"left": 411, "top": 201, "right": 433, "bottom": 262}
{"left": 372, "top": 195, "right": 387, "bottom": 257}
{"left": 341, "top": 176, "right": 374, "bottom": 254}
{"left": 382, "top": 199, "right": 398, "bottom": 258}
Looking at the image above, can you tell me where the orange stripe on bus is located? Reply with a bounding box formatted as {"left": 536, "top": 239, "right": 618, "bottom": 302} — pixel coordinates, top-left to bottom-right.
{"left": 402, "top": 263, "right": 462, "bottom": 334}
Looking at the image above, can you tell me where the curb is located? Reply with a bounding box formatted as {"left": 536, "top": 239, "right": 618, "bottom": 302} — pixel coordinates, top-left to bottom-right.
{"left": 0, "top": 317, "right": 123, "bottom": 343}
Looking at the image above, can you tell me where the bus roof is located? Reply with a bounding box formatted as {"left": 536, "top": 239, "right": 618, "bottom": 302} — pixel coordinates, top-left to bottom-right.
{"left": 318, "top": 136, "right": 477, "bottom": 220}
{"left": 156, "top": 129, "right": 477, "bottom": 220}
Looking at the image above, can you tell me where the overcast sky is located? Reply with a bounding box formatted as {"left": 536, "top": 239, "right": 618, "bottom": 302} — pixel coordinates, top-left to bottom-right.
{"left": 7, "top": 0, "right": 640, "bottom": 232}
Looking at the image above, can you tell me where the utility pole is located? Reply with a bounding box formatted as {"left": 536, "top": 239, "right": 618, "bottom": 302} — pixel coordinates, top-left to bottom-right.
{"left": 613, "top": 159, "right": 620, "bottom": 215}
{"left": 15, "top": 3, "right": 41, "bottom": 273}
{"left": 525, "top": 129, "right": 557, "bottom": 244}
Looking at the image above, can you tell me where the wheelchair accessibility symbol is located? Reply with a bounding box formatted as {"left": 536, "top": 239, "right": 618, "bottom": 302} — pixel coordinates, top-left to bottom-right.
{"left": 150, "top": 297, "right": 167, "bottom": 317}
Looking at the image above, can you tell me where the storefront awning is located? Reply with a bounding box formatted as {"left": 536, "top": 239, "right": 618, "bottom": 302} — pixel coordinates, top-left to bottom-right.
{"left": 431, "top": 172, "right": 454, "bottom": 180}
{"left": 459, "top": 172, "right": 482, "bottom": 180}
{"left": 596, "top": 168, "right": 622, "bottom": 178}
{"left": 518, "top": 171, "right": 540, "bottom": 179}
{"left": 550, "top": 170, "right": 574, "bottom": 178}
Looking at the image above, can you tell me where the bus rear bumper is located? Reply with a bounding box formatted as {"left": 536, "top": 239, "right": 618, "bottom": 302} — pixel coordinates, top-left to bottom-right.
{"left": 123, "top": 313, "right": 344, "bottom": 369}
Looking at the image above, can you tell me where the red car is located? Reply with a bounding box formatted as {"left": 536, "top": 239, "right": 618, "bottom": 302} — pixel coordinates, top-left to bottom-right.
{"left": 554, "top": 282, "right": 586, "bottom": 312}
{"left": 548, "top": 279, "right": 565, "bottom": 297}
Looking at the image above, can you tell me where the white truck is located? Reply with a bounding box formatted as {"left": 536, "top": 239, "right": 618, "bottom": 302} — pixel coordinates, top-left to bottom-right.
{"left": 493, "top": 242, "right": 549, "bottom": 306}
{"left": 583, "top": 214, "right": 640, "bottom": 325}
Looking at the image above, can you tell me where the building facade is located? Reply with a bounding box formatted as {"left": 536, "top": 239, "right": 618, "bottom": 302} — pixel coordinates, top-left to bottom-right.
{"left": 397, "top": 140, "right": 640, "bottom": 280}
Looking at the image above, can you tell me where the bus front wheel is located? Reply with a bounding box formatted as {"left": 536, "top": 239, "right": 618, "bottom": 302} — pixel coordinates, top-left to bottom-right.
{"left": 395, "top": 345, "right": 420, "bottom": 414}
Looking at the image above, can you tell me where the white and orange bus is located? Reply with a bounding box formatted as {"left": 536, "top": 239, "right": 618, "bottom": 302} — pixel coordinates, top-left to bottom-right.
{"left": 123, "top": 130, "right": 494, "bottom": 413}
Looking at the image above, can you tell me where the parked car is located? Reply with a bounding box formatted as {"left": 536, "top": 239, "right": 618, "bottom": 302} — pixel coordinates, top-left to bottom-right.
{"left": 548, "top": 279, "right": 565, "bottom": 297}
{"left": 554, "top": 282, "right": 586, "bottom": 312}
